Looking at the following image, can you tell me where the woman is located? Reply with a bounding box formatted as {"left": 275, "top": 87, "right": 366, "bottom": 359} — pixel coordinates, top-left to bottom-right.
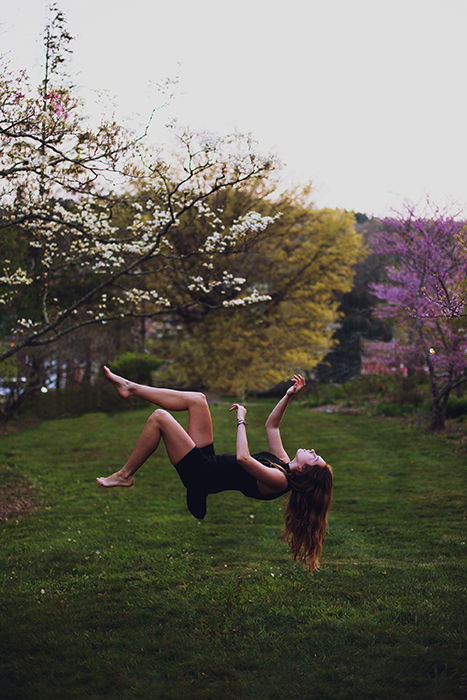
{"left": 97, "top": 368, "right": 333, "bottom": 571}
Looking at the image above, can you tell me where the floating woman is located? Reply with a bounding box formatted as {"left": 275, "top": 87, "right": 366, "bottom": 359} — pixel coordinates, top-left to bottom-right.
{"left": 96, "top": 368, "right": 333, "bottom": 571}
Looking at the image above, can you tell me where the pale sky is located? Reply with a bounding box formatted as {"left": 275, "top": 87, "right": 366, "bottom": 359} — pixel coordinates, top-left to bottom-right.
{"left": 1, "top": 0, "right": 466, "bottom": 216}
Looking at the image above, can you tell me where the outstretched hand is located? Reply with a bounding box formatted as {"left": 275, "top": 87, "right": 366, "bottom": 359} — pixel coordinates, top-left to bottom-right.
{"left": 230, "top": 403, "right": 247, "bottom": 422}
{"left": 286, "top": 374, "right": 306, "bottom": 397}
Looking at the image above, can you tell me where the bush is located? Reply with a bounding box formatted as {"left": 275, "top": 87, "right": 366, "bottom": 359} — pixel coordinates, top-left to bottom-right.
{"left": 341, "top": 374, "right": 399, "bottom": 397}
{"left": 375, "top": 401, "right": 414, "bottom": 417}
{"left": 306, "top": 373, "right": 429, "bottom": 409}
{"left": 306, "top": 395, "right": 327, "bottom": 408}
{"left": 446, "top": 396, "right": 467, "bottom": 418}
{"left": 111, "top": 352, "right": 163, "bottom": 385}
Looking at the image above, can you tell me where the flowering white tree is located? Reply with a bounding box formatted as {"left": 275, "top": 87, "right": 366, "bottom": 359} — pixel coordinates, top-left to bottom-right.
{"left": 0, "top": 5, "right": 277, "bottom": 419}
{"left": 0, "top": 7, "right": 276, "bottom": 369}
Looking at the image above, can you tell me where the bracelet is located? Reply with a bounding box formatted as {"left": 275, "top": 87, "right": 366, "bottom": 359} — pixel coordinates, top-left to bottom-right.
{"left": 237, "top": 420, "right": 246, "bottom": 426}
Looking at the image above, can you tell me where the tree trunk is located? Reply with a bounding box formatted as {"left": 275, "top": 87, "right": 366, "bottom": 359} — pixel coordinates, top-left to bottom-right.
{"left": 140, "top": 317, "right": 146, "bottom": 353}
{"left": 426, "top": 351, "right": 448, "bottom": 431}
{"left": 0, "top": 355, "right": 43, "bottom": 424}
{"left": 55, "top": 358, "right": 62, "bottom": 389}
{"left": 429, "top": 398, "right": 446, "bottom": 431}
{"left": 429, "top": 388, "right": 450, "bottom": 432}
{"left": 65, "top": 360, "right": 73, "bottom": 388}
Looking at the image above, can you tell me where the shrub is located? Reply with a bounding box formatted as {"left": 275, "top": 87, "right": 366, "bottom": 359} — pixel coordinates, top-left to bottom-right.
{"left": 309, "top": 373, "right": 429, "bottom": 408}
{"left": 111, "top": 352, "right": 164, "bottom": 385}
{"left": 446, "top": 396, "right": 467, "bottom": 418}
{"left": 375, "top": 401, "right": 414, "bottom": 417}
{"left": 342, "top": 374, "right": 396, "bottom": 397}
{"left": 305, "top": 385, "right": 344, "bottom": 408}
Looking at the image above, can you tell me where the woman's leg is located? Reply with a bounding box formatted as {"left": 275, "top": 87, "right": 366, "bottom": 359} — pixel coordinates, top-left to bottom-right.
{"left": 96, "top": 409, "right": 196, "bottom": 487}
{"left": 103, "top": 366, "right": 214, "bottom": 447}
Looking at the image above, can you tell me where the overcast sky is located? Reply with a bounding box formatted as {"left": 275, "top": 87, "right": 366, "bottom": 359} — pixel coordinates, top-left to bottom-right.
{"left": 2, "top": 0, "right": 466, "bottom": 216}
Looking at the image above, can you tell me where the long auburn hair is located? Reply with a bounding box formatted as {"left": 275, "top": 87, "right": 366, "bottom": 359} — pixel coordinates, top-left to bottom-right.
{"left": 281, "top": 462, "right": 333, "bottom": 572}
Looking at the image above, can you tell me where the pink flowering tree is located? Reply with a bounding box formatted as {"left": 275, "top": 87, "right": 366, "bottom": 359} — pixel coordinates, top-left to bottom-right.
{"left": 369, "top": 207, "right": 467, "bottom": 430}
{"left": 0, "top": 5, "right": 276, "bottom": 419}
{"left": 361, "top": 338, "right": 424, "bottom": 375}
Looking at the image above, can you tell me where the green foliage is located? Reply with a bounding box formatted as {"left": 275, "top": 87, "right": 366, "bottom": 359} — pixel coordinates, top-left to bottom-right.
{"left": 446, "top": 396, "right": 467, "bottom": 419}
{"left": 305, "top": 383, "right": 349, "bottom": 407}
{"left": 374, "top": 401, "right": 415, "bottom": 417}
{"left": 343, "top": 372, "right": 427, "bottom": 400}
{"left": 111, "top": 352, "right": 163, "bottom": 385}
{"left": 0, "top": 405, "right": 465, "bottom": 698}
{"left": 152, "top": 185, "right": 365, "bottom": 394}
{"left": 307, "top": 373, "right": 430, "bottom": 411}
{"left": 0, "top": 348, "right": 20, "bottom": 383}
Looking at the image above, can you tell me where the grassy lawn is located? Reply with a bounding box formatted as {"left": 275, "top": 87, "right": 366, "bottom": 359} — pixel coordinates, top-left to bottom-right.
{"left": 0, "top": 401, "right": 465, "bottom": 699}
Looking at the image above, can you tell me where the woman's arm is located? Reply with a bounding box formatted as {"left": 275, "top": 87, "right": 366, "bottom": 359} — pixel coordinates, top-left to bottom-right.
{"left": 229, "top": 404, "right": 288, "bottom": 490}
{"left": 265, "top": 374, "right": 305, "bottom": 461}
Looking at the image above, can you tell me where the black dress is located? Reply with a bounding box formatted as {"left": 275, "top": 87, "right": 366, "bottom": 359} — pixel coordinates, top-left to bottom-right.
{"left": 174, "top": 444, "right": 290, "bottom": 519}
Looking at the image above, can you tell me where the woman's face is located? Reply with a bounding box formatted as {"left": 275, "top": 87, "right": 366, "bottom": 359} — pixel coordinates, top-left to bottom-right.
{"left": 292, "top": 448, "right": 326, "bottom": 471}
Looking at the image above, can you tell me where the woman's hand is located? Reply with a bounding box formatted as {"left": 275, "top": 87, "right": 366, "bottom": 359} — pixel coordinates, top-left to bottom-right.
{"left": 286, "top": 374, "right": 306, "bottom": 397}
{"left": 229, "top": 403, "right": 247, "bottom": 422}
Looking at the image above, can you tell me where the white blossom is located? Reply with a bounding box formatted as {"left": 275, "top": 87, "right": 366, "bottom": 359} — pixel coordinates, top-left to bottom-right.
{"left": 203, "top": 211, "right": 280, "bottom": 253}
{"left": 187, "top": 276, "right": 220, "bottom": 294}
{"left": 0, "top": 268, "right": 33, "bottom": 286}
{"left": 15, "top": 318, "right": 38, "bottom": 329}
{"left": 222, "top": 289, "right": 272, "bottom": 307}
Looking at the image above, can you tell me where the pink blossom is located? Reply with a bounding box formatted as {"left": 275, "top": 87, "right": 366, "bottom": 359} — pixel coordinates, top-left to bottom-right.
{"left": 46, "top": 92, "right": 69, "bottom": 120}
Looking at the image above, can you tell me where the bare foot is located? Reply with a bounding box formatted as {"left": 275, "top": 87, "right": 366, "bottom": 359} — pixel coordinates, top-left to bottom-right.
{"left": 103, "top": 365, "right": 133, "bottom": 399}
{"left": 96, "top": 472, "right": 135, "bottom": 488}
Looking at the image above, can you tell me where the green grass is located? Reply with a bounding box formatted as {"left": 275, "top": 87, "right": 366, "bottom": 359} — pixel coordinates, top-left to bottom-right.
{"left": 0, "top": 402, "right": 466, "bottom": 699}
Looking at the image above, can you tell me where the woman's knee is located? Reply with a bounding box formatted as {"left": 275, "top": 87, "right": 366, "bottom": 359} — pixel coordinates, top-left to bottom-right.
{"left": 190, "top": 392, "right": 208, "bottom": 406}
{"left": 147, "top": 408, "right": 170, "bottom": 425}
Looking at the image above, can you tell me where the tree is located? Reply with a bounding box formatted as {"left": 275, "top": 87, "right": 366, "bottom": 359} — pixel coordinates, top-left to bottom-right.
{"left": 148, "top": 186, "right": 364, "bottom": 394}
{"left": 369, "top": 207, "right": 466, "bottom": 431}
{"left": 0, "top": 5, "right": 276, "bottom": 417}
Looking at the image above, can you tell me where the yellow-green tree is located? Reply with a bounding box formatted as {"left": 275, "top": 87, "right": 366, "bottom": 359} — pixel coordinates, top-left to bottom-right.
{"left": 150, "top": 186, "right": 364, "bottom": 394}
